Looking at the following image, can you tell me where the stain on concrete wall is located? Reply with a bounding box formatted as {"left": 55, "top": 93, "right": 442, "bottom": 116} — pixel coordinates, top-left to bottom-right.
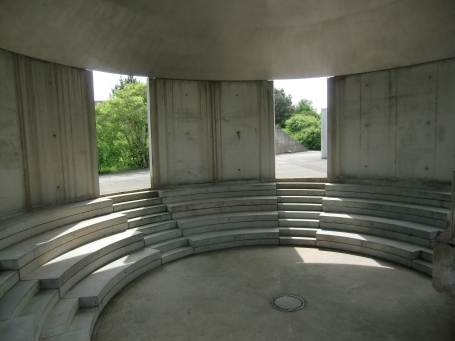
{"left": 328, "top": 58, "right": 455, "bottom": 185}
{"left": 148, "top": 79, "right": 275, "bottom": 187}
{"left": 0, "top": 49, "right": 99, "bottom": 217}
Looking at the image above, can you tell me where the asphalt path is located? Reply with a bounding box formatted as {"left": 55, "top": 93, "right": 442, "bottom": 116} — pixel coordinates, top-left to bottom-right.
{"left": 99, "top": 151, "right": 327, "bottom": 195}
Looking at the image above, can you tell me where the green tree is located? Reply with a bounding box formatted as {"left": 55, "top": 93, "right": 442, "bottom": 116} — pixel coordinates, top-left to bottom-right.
{"left": 96, "top": 80, "right": 149, "bottom": 173}
{"left": 294, "top": 98, "right": 319, "bottom": 118}
{"left": 110, "top": 75, "right": 138, "bottom": 97}
{"left": 274, "top": 88, "right": 294, "bottom": 126}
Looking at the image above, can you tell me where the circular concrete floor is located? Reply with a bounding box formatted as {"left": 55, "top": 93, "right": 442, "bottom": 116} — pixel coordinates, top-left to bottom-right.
{"left": 92, "top": 247, "right": 455, "bottom": 341}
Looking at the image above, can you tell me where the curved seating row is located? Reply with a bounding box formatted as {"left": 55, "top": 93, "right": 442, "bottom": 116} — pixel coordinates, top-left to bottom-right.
{"left": 0, "top": 181, "right": 451, "bottom": 341}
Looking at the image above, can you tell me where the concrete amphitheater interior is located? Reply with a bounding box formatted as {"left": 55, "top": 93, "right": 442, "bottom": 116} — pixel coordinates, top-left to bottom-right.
{"left": 1, "top": 1, "right": 455, "bottom": 340}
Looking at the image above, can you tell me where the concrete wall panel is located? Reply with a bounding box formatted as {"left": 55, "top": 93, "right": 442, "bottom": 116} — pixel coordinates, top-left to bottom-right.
{"left": 149, "top": 79, "right": 274, "bottom": 188}
{"left": 0, "top": 49, "right": 99, "bottom": 218}
{"left": 329, "top": 58, "right": 455, "bottom": 186}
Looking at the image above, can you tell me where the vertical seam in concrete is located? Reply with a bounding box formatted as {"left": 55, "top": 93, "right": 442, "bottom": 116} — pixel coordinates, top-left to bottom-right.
{"left": 434, "top": 62, "right": 439, "bottom": 179}
{"left": 394, "top": 70, "right": 398, "bottom": 177}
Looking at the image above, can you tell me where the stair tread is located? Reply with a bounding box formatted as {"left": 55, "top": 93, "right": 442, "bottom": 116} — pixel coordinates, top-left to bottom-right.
{"left": 280, "top": 236, "right": 316, "bottom": 240}
{"left": 40, "top": 297, "right": 79, "bottom": 339}
{"left": 128, "top": 212, "right": 171, "bottom": 221}
{"left": 0, "top": 271, "right": 19, "bottom": 298}
{"left": 161, "top": 246, "right": 194, "bottom": 258}
{"left": 176, "top": 210, "right": 278, "bottom": 223}
{"left": 188, "top": 228, "right": 279, "bottom": 241}
{"left": 148, "top": 237, "right": 187, "bottom": 248}
{"left": 0, "top": 280, "right": 40, "bottom": 321}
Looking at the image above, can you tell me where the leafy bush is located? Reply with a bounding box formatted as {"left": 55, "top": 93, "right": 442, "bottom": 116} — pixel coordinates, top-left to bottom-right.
{"left": 282, "top": 112, "right": 321, "bottom": 150}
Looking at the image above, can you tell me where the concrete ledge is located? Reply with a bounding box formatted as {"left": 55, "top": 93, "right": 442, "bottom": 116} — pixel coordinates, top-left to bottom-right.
{"left": 133, "top": 221, "right": 177, "bottom": 235}
{"left": 128, "top": 212, "right": 172, "bottom": 229}
{"left": 279, "top": 228, "right": 319, "bottom": 237}
{"left": 113, "top": 197, "right": 162, "bottom": 212}
{"left": 278, "top": 196, "right": 323, "bottom": 204}
{"left": 0, "top": 198, "right": 113, "bottom": 250}
{"left": 144, "top": 229, "right": 182, "bottom": 246}
{"left": 147, "top": 237, "right": 188, "bottom": 252}
{"left": 278, "top": 203, "right": 322, "bottom": 211}
{"left": 161, "top": 247, "right": 194, "bottom": 264}
{"left": 279, "top": 236, "right": 317, "bottom": 246}
{"left": 279, "top": 219, "right": 319, "bottom": 228}
{"left": 278, "top": 211, "right": 321, "bottom": 219}
{"left": 121, "top": 205, "right": 167, "bottom": 219}
{"left": 106, "top": 191, "right": 158, "bottom": 204}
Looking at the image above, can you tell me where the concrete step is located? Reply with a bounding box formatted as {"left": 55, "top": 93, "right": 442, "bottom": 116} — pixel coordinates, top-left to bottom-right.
{"left": 161, "top": 246, "right": 194, "bottom": 264}
{"left": 158, "top": 183, "right": 276, "bottom": 202}
{"left": 128, "top": 212, "right": 172, "bottom": 229}
{"left": 277, "top": 189, "right": 325, "bottom": 196}
{"left": 134, "top": 220, "right": 177, "bottom": 235}
{"left": 44, "top": 307, "right": 99, "bottom": 341}
{"left": 279, "top": 219, "right": 319, "bottom": 228}
{"left": 320, "top": 213, "right": 444, "bottom": 240}
{"left": 278, "top": 211, "right": 321, "bottom": 219}
{"left": 277, "top": 196, "right": 323, "bottom": 204}
{"left": 161, "top": 189, "right": 277, "bottom": 204}
{"left": 412, "top": 259, "right": 433, "bottom": 276}
{"left": 144, "top": 229, "right": 183, "bottom": 246}
{"left": 122, "top": 205, "right": 167, "bottom": 219}
{"left": 322, "top": 197, "right": 449, "bottom": 228}
{"left": 187, "top": 228, "right": 279, "bottom": 248}
{"left": 167, "top": 196, "right": 278, "bottom": 219}
{"left": 19, "top": 289, "right": 59, "bottom": 337}
{"left": 421, "top": 249, "right": 433, "bottom": 262}
{"left": 316, "top": 230, "right": 425, "bottom": 262}
{"left": 113, "top": 197, "right": 162, "bottom": 212}
{"left": 325, "top": 183, "right": 451, "bottom": 208}
{"left": 279, "top": 236, "right": 317, "bottom": 246}
{"left": 279, "top": 227, "right": 319, "bottom": 237}
{"left": 182, "top": 221, "right": 278, "bottom": 237}
{"left": 40, "top": 297, "right": 79, "bottom": 339}
{"left": 24, "top": 230, "right": 144, "bottom": 295}
{"left": 0, "top": 316, "right": 35, "bottom": 341}
{"left": 0, "top": 213, "right": 128, "bottom": 278}
{"left": 278, "top": 203, "right": 322, "bottom": 212}
{"left": 193, "top": 239, "right": 279, "bottom": 254}
{"left": 0, "top": 271, "right": 19, "bottom": 298}
{"left": 276, "top": 178, "right": 327, "bottom": 183}
{"left": 276, "top": 182, "right": 325, "bottom": 189}
{"left": 147, "top": 237, "right": 188, "bottom": 252}
{"left": 0, "top": 280, "right": 39, "bottom": 321}
{"left": 107, "top": 190, "right": 158, "bottom": 204}
{"left": 64, "top": 248, "right": 161, "bottom": 314}
{"left": 0, "top": 198, "right": 113, "bottom": 250}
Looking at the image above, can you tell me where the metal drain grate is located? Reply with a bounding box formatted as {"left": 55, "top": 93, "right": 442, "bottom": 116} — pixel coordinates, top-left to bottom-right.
{"left": 271, "top": 294, "right": 306, "bottom": 312}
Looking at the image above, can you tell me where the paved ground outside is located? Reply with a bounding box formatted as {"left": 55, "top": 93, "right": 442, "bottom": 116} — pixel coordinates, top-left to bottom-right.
{"left": 92, "top": 246, "right": 455, "bottom": 341}
{"left": 99, "top": 151, "right": 327, "bottom": 195}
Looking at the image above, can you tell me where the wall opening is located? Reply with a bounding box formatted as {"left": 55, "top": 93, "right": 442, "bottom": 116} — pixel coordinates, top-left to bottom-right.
{"left": 273, "top": 78, "right": 328, "bottom": 179}
{"left": 92, "top": 71, "right": 151, "bottom": 195}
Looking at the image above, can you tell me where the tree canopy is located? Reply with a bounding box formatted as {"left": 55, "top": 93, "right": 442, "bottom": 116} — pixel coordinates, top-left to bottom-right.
{"left": 274, "top": 88, "right": 294, "bottom": 126}
{"left": 96, "top": 79, "right": 149, "bottom": 173}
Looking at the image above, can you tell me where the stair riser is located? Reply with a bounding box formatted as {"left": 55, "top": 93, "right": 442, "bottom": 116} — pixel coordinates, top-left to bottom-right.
{"left": 188, "top": 232, "right": 279, "bottom": 248}
{"left": 124, "top": 206, "right": 167, "bottom": 219}
{"left": 278, "top": 211, "right": 321, "bottom": 219}
{"left": 279, "top": 228, "right": 318, "bottom": 237}
{"left": 278, "top": 204, "right": 322, "bottom": 212}
{"left": 113, "top": 198, "right": 162, "bottom": 212}
{"left": 412, "top": 260, "right": 432, "bottom": 276}
{"left": 0, "top": 271, "right": 19, "bottom": 298}
{"left": 128, "top": 213, "right": 172, "bottom": 229}
{"left": 182, "top": 221, "right": 278, "bottom": 236}
{"left": 176, "top": 213, "right": 278, "bottom": 229}
{"left": 171, "top": 205, "right": 277, "bottom": 219}
{"left": 277, "top": 197, "right": 323, "bottom": 204}
{"left": 40, "top": 297, "right": 79, "bottom": 339}
{"left": 151, "top": 239, "right": 188, "bottom": 252}
{"left": 144, "top": 230, "right": 183, "bottom": 246}
{"left": 323, "top": 206, "right": 448, "bottom": 228}
{"left": 319, "top": 222, "right": 431, "bottom": 248}
{"left": 161, "top": 248, "right": 195, "bottom": 264}
{"left": 0, "top": 280, "right": 40, "bottom": 321}
{"left": 421, "top": 251, "right": 433, "bottom": 262}
{"left": 193, "top": 239, "right": 279, "bottom": 254}
{"left": 279, "top": 238, "right": 317, "bottom": 246}
{"left": 108, "top": 191, "right": 158, "bottom": 204}
{"left": 277, "top": 189, "right": 325, "bottom": 196}
{"left": 279, "top": 219, "right": 319, "bottom": 228}
{"left": 162, "top": 190, "right": 277, "bottom": 204}
{"left": 276, "top": 183, "right": 325, "bottom": 189}
{"left": 135, "top": 221, "right": 177, "bottom": 235}
{"left": 168, "top": 198, "right": 277, "bottom": 214}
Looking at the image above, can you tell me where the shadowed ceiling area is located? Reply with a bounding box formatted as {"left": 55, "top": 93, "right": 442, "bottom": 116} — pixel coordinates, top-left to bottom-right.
{"left": 0, "top": 0, "right": 455, "bottom": 80}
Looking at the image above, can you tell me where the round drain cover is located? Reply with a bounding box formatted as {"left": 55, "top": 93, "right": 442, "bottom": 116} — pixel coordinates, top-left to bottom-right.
{"left": 271, "top": 294, "right": 306, "bottom": 312}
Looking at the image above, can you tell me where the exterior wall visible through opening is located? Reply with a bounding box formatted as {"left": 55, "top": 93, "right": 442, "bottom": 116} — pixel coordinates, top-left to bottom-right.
{"left": 0, "top": 49, "right": 99, "bottom": 218}
{"left": 328, "top": 58, "right": 455, "bottom": 189}
{"left": 148, "top": 79, "right": 275, "bottom": 188}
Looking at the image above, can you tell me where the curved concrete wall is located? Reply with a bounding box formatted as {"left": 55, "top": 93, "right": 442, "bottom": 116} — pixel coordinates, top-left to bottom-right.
{"left": 328, "top": 58, "right": 455, "bottom": 189}
{"left": 0, "top": 49, "right": 99, "bottom": 218}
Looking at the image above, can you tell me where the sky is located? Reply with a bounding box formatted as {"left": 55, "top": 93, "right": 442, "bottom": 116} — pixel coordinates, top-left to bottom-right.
{"left": 93, "top": 71, "right": 328, "bottom": 112}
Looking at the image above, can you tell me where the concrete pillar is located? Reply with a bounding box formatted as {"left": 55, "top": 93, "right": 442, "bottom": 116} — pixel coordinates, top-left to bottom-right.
{"left": 0, "top": 49, "right": 99, "bottom": 218}
{"left": 451, "top": 171, "right": 455, "bottom": 240}
{"left": 148, "top": 79, "right": 275, "bottom": 188}
{"left": 321, "top": 108, "right": 327, "bottom": 159}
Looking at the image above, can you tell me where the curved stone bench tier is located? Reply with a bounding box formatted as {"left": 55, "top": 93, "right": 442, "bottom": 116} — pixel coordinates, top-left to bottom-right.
{"left": 325, "top": 183, "right": 451, "bottom": 208}
{"left": 0, "top": 198, "right": 113, "bottom": 250}
{"left": 322, "top": 197, "right": 449, "bottom": 228}
{"left": 24, "top": 230, "right": 144, "bottom": 295}
{"left": 158, "top": 183, "right": 276, "bottom": 204}
{"left": 0, "top": 213, "right": 128, "bottom": 278}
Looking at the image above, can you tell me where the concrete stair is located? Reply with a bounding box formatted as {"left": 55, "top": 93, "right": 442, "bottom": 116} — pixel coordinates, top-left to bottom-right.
{"left": 277, "top": 181, "right": 325, "bottom": 246}
{"left": 318, "top": 183, "right": 451, "bottom": 276}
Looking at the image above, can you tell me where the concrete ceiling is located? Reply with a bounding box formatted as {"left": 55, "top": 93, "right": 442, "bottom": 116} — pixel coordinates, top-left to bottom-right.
{"left": 1, "top": 0, "right": 454, "bottom": 80}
